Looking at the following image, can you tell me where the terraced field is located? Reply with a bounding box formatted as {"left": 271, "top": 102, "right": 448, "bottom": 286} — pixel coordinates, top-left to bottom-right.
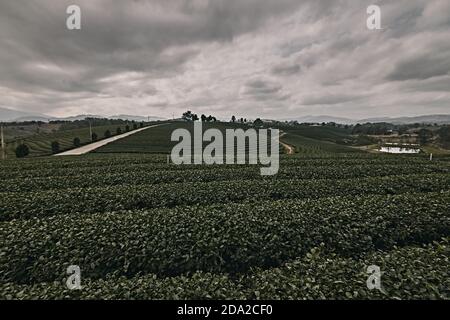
{"left": 0, "top": 152, "right": 449, "bottom": 299}
{"left": 94, "top": 121, "right": 281, "bottom": 155}
{"left": 3, "top": 122, "right": 163, "bottom": 158}
{"left": 279, "top": 132, "right": 361, "bottom": 154}
{"left": 281, "top": 124, "right": 354, "bottom": 144}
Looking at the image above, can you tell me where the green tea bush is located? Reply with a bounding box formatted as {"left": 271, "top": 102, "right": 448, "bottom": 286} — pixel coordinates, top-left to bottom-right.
{"left": 73, "top": 137, "right": 81, "bottom": 148}
{"left": 0, "top": 173, "right": 449, "bottom": 221}
{"left": 1, "top": 163, "right": 448, "bottom": 193}
{"left": 1, "top": 240, "right": 447, "bottom": 300}
{"left": 1, "top": 192, "right": 448, "bottom": 283}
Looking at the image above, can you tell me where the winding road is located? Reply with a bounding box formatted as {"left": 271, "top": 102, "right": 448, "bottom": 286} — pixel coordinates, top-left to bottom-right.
{"left": 279, "top": 132, "right": 295, "bottom": 155}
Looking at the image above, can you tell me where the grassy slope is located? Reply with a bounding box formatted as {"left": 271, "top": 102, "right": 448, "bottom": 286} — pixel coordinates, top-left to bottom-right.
{"left": 94, "top": 122, "right": 186, "bottom": 153}
{"left": 280, "top": 132, "right": 362, "bottom": 154}
{"left": 276, "top": 124, "right": 362, "bottom": 154}
{"left": 282, "top": 125, "right": 353, "bottom": 144}
{"left": 95, "top": 121, "right": 284, "bottom": 154}
{"left": 422, "top": 145, "right": 450, "bottom": 155}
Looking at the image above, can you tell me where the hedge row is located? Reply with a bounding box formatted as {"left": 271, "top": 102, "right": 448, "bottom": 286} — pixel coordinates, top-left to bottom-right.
{"left": 1, "top": 173, "right": 449, "bottom": 221}
{"left": 0, "top": 154, "right": 441, "bottom": 176}
{"left": 2, "top": 163, "right": 448, "bottom": 193}
{"left": 1, "top": 192, "right": 448, "bottom": 283}
{"left": 1, "top": 240, "right": 448, "bottom": 300}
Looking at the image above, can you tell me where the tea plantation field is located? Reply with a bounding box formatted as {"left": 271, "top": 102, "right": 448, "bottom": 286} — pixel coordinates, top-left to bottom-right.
{"left": 0, "top": 151, "right": 449, "bottom": 300}
{"left": 3, "top": 123, "right": 155, "bottom": 158}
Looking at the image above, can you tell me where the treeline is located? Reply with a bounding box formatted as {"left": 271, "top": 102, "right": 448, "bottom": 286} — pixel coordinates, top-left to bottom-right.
{"left": 436, "top": 126, "right": 450, "bottom": 148}
{"left": 352, "top": 123, "right": 397, "bottom": 135}
{"left": 352, "top": 123, "right": 450, "bottom": 146}
{"left": 182, "top": 111, "right": 250, "bottom": 124}
{"left": 351, "top": 122, "right": 445, "bottom": 135}
{"left": 182, "top": 111, "right": 217, "bottom": 122}
{"left": 57, "top": 118, "right": 141, "bottom": 131}
{"left": 2, "top": 118, "right": 146, "bottom": 131}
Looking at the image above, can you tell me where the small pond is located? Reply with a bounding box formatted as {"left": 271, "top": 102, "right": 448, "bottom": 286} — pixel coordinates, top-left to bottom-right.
{"left": 379, "top": 146, "right": 420, "bottom": 154}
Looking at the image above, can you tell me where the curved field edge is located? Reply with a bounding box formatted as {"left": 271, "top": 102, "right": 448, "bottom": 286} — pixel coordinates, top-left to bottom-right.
{"left": 1, "top": 239, "right": 448, "bottom": 300}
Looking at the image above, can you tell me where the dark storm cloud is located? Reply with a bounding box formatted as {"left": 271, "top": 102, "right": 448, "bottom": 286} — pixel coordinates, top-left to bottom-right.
{"left": 387, "top": 54, "right": 450, "bottom": 81}
{"left": 244, "top": 79, "right": 282, "bottom": 95}
{"left": 0, "top": 0, "right": 301, "bottom": 98}
{"left": 405, "top": 76, "right": 450, "bottom": 93}
{"left": 0, "top": 0, "right": 449, "bottom": 119}
{"left": 271, "top": 63, "right": 301, "bottom": 76}
{"left": 241, "top": 78, "right": 289, "bottom": 102}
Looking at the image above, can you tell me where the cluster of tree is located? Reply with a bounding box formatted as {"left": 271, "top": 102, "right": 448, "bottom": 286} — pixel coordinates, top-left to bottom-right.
{"left": 4, "top": 118, "right": 147, "bottom": 132}
{"left": 230, "top": 116, "right": 248, "bottom": 123}
{"left": 182, "top": 111, "right": 218, "bottom": 122}
{"left": 253, "top": 118, "right": 264, "bottom": 127}
{"left": 182, "top": 111, "right": 199, "bottom": 121}
{"left": 89, "top": 122, "right": 143, "bottom": 143}
{"left": 200, "top": 114, "right": 217, "bottom": 122}
{"left": 417, "top": 128, "right": 434, "bottom": 145}
{"left": 416, "top": 126, "right": 450, "bottom": 146}
{"left": 351, "top": 123, "right": 396, "bottom": 135}
{"left": 5, "top": 121, "right": 47, "bottom": 127}
{"left": 351, "top": 122, "right": 446, "bottom": 136}
{"left": 57, "top": 118, "right": 140, "bottom": 131}
{"left": 182, "top": 111, "right": 253, "bottom": 124}
{"left": 182, "top": 111, "right": 261, "bottom": 125}
{"left": 351, "top": 123, "right": 450, "bottom": 147}
{"left": 15, "top": 144, "right": 29, "bottom": 158}
{"left": 437, "top": 126, "right": 450, "bottom": 148}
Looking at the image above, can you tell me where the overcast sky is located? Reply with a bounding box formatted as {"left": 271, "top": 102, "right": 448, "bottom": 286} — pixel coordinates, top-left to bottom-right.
{"left": 0, "top": 0, "right": 449, "bottom": 120}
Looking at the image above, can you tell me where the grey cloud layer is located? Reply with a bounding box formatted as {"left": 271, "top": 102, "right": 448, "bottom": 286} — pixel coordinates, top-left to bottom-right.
{"left": 0, "top": 0, "right": 449, "bottom": 118}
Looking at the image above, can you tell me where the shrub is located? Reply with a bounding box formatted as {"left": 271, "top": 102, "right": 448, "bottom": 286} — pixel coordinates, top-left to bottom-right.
{"left": 51, "top": 141, "right": 60, "bottom": 154}
{"left": 104, "top": 130, "right": 111, "bottom": 138}
{"left": 15, "top": 144, "right": 29, "bottom": 158}
{"left": 133, "top": 123, "right": 138, "bottom": 130}
{"left": 92, "top": 133, "right": 98, "bottom": 141}
{"left": 116, "top": 127, "right": 122, "bottom": 135}
{"left": 140, "top": 122, "right": 144, "bottom": 128}
{"left": 125, "top": 125, "right": 130, "bottom": 132}
{"left": 73, "top": 137, "right": 81, "bottom": 147}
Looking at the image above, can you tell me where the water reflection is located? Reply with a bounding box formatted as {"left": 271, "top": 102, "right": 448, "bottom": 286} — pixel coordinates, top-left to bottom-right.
{"left": 379, "top": 146, "right": 420, "bottom": 154}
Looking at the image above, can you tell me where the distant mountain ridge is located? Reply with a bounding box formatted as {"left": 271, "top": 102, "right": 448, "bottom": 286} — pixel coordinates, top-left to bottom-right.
{"left": 283, "top": 115, "right": 356, "bottom": 124}
{"left": 358, "top": 114, "right": 450, "bottom": 124}
{"left": 0, "top": 107, "right": 165, "bottom": 122}
{"left": 2, "top": 106, "right": 449, "bottom": 124}
{"left": 283, "top": 114, "right": 450, "bottom": 125}
{"left": 0, "top": 107, "right": 49, "bottom": 122}
{"left": 109, "top": 114, "right": 165, "bottom": 122}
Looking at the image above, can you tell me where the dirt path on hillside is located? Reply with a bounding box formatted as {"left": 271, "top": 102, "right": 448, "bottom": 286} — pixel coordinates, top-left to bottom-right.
{"left": 55, "top": 124, "right": 164, "bottom": 156}
{"left": 279, "top": 132, "right": 295, "bottom": 155}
